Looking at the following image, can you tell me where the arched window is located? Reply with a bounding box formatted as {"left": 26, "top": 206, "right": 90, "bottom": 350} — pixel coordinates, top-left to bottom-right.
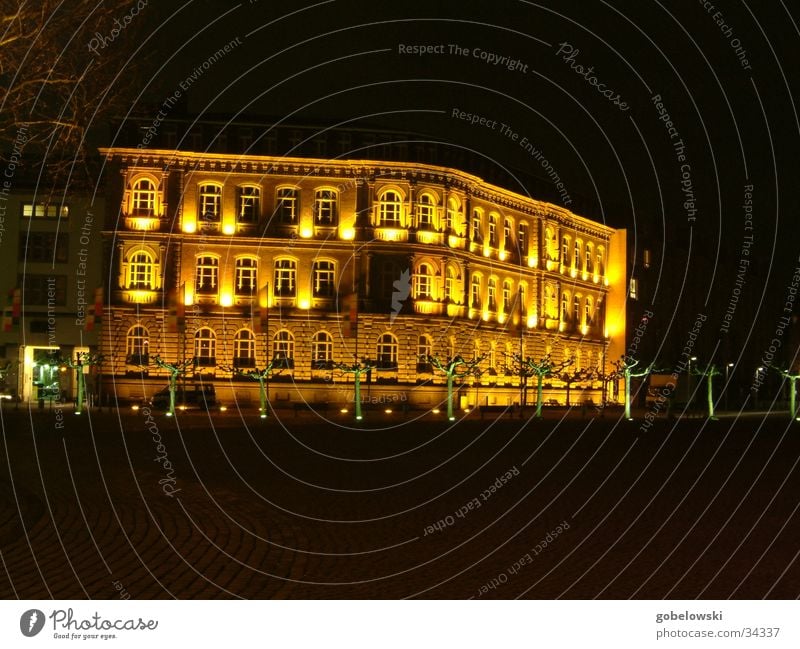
{"left": 376, "top": 333, "right": 398, "bottom": 369}
{"left": 546, "top": 227, "right": 558, "bottom": 260}
{"left": 312, "top": 260, "right": 336, "bottom": 297}
{"left": 311, "top": 331, "right": 333, "bottom": 369}
{"left": 233, "top": 329, "right": 256, "bottom": 368}
{"left": 235, "top": 257, "right": 258, "bottom": 296}
{"left": 378, "top": 190, "right": 402, "bottom": 226}
{"left": 131, "top": 178, "right": 156, "bottom": 216}
{"left": 195, "top": 256, "right": 219, "bottom": 295}
{"left": 585, "top": 242, "right": 594, "bottom": 273}
{"left": 585, "top": 297, "right": 594, "bottom": 326}
{"left": 503, "top": 219, "right": 512, "bottom": 250}
{"left": 194, "top": 327, "right": 216, "bottom": 366}
{"left": 488, "top": 214, "right": 498, "bottom": 247}
{"left": 561, "top": 236, "right": 570, "bottom": 265}
{"left": 416, "top": 193, "right": 435, "bottom": 229}
{"left": 573, "top": 295, "right": 581, "bottom": 324}
{"left": 502, "top": 280, "right": 512, "bottom": 312}
{"left": 237, "top": 186, "right": 260, "bottom": 223}
{"left": 274, "top": 258, "right": 297, "bottom": 297}
{"left": 470, "top": 275, "right": 481, "bottom": 308}
{"left": 444, "top": 266, "right": 457, "bottom": 302}
{"left": 561, "top": 292, "right": 569, "bottom": 320}
{"left": 199, "top": 183, "right": 222, "bottom": 221}
{"left": 574, "top": 240, "right": 581, "bottom": 268}
{"left": 545, "top": 284, "right": 557, "bottom": 318}
{"left": 273, "top": 330, "right": 295, "bottom": 368}
{"left": 376, "top": 258, "right": 402, "bottom": 297}
{"left": 125, "top": 325, "right": 149, "bottom": 365}
{"left": 416, "top": 263, "right": 433, "bottom": 299}
{"left": 487, "top": 278, "right": 497, "bottom": 311}
{"left": 314, "top": 189, "right": 338, "bottom": 225}
{"left": 446, "top": 197, "right": 461, "bottom": 233}
{"left": 417, "top": 335, "right": 433, "bottom": 372}
{"left": 471, "top": 209, "right": 483, "bottom": 242}
{"left": 596, "top": 247, "right": 606, "bottom": 276}
{"left": 518, "top": 222, "right": 529, "bottom": 256}
{"left": 276, "top": 187, "right": 298, "bottom": 224}
{"left": 127, "top": 251, "right": 154, "bottom": 289}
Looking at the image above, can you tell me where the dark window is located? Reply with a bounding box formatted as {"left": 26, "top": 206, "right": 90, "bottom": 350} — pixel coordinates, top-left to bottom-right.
{"left": 19, "top": 274, "right": 67, "bottom": 306}
{"left": 20, "top": 233, "right": 69, "bottom": 263}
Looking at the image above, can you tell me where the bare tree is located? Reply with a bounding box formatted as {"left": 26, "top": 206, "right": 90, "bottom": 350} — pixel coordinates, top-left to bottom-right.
{"left": 507, "top": 353, "right": 572, "bottom": 418}
{"left": 425, "top": 354, "right": 485, "bottom": 421}
{"left": 1, "top": 1, "right": 154, "bottom": 185}
{"left": 613, "top": 356, "right": 658, "bottom": 420}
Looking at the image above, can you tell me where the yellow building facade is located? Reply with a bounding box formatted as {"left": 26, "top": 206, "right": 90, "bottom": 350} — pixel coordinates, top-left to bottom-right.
{"left": 100, "top": 147, "right": 626, "bottom": 410}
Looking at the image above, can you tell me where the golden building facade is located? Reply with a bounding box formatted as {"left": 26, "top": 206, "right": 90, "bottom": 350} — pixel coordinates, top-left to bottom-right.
{"left": 100, "top": 147, "right": 626, "bottom": 410}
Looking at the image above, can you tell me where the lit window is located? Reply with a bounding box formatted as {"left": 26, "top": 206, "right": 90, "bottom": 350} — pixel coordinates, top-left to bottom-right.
{"left": 585, "top": 297, "right": 594, "bottom": 325}
{"left": 376, "top": 333, "right": 398, "bottom": 369}
{"left": 488, "top": 278, "right": 497, "bottom": 311}
{"left": 314, "top": 189, "right": 338, "bottom": 225}
{"left": 417, "top": 194, "right": 435, "bottom": 229}
{"left": 416, "top": 263, "right": 433, "bottom": 299}
{"left": 125, "top": 325, "right": 149, "bottom": 365}
{"left": 312, "top": 331, "right": 333, "bottom": 369}
{"left": 574, "top": 241, "right": 581, "bottom": 267}
{"left": 378, "top": 190, "right": 402, "bottom": 226}
{"left": 489, "top": 215, "right": 498, "bottom": 247}
{"left": 561, "top": 236, "right": 570, "bottom": 265}
{"left": 273, "top": 330, "right": 295, "bottom": 368}
{"left": 503, "top": 219, "right": 512, "bottom": 250}
{"left": 561, "top": 292, "right": 569, "bottom": 320}
{"left": 503, "top": 281, "right": 512, "bottom": 312}
{"left": 446, "top": 198, "right": 461, "bottom": 233}
{"left": 313, "top": 260, "right": 336, "bottom": 297}
{"left": 22, "top": 202, "right": 68, "bottom": 219}
{"left": 417, "top": 335, "right": 433, "bottom": 372}
{"left": 471, "top": 209, "right": 482, "bottom": 242}
{"left": 237, "top": 186, "right": 260, "bottom": 223}
{"left": 195, "top": 256, "right": 219, "bottom": 295}
{"left": 545, "top": 284, "right": 557, "bottom": 318}
{"left": 518, "top": 223, "right": 528, "bottom": 256}
{"left": 235, "top": 257, "right": 258, "bottom": 296}
{"left": 128, "top": 251, "right": 155, "bottom": 289}
{"left": 573, "top": 295, "right": 580, "bottom": 323}
{"left": 643, "top": 249, "right": 651, "bottom": 269}
{"left": 194, "top": 327, "right": 216, "bottom": 366}
{"left": 444, "top": 266, "right": 456, "bottom": 302}
{"left": 233, "top": 329, "right": 256, "bottom": 368}
{"left": 276, "top": 187, "right": 298, "bottom": 224}
{"left": 471, "top": 276, "right": 481, "bottom": 308}
{"left": 629, "top": 278, "right": 638, "bottom": 300}
{"left": 585, "top": 243, "right": 594, "bottom": 273}
{"left": 274, "top": 259, "right": 296, "bottom": 297}
{"left": 199, "top": 184, "right": 221, "bottom": 221}
{"left": 597, "top": 248, "right": 605, "bottom": 275}
{"left": 132, "top": 178, "right": 156, "bottom": 216}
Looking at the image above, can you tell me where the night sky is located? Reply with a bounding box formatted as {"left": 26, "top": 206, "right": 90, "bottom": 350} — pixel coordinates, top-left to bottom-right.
{"left": 115, "top": 0, "right": 800, "bottom": 383}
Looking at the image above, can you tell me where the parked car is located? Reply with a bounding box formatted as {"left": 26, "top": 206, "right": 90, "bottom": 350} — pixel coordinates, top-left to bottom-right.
{"left": 150, "top": 384, "right": 216, "bottom": 411}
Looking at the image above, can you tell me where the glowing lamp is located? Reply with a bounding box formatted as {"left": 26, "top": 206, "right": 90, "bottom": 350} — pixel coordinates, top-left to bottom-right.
{"left": 222, "top": 223, "right": 235, "bottom": 235}
{"left": 385, "top": 408, "right": 392, "bottom": 414}
{"left": 528, "top": 257, "right": 537, "bottom": 268}
{"left": 298, "top": 298, "right": 311, "bottom": 310}
{"left": 340, "top": 408, "right": 348, "bottom": 414}
{"left": 182, "top": 221, "right": 197, "bottom": 234}
{"left": 300, "top": 226, "right": 313, "bottom": 238}
{"left": 499, "top": 251, "right": 507, "bottom": 261}
{"left": 220, "top": 293, "right": 233, "bottom": 307}
{"left": 581, "top": 325, "right": 589, "bottom": 336}
{"left": 527, "top": 315, "right": 537, "bottom": 328}
{"left": 219, "top": 406, "right": 228, "bottom": 412}
{"left": 482, "top": 311, "right": 490, "bottom": 322}
{"left": 432, "top": 408, "right": 440, "bottom": 414}
{"left": 340, "top": 227, "right": 356, "bottom": 240}
{"left": 498, "top": 313, "right": 506, "bottom": 324}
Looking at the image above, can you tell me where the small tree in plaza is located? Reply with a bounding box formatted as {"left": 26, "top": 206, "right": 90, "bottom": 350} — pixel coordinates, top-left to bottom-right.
{"left": 557, "top": 364, "right": 595, "bottom": 409}
{"left": 769, "top": 365, "right": 800, "bottom": 421}
{"left": 151, "top": 356, "right": 193, "bottom": 417}
{"left": 508, "top": 354, "right": 572, "bottom": 418}
{"left": 60, "top": 352, "right": 103, "bottom": 415}
{"left": 333, "top": 358, "right": 376, "bottom": 421}
{"left": 424, "top": 354, "right": 486, "bottom": 421}
{"left": 224, "top": 357, "right": 285, "bottom": 419}
{"left": 614, "top": 356, "right": 658, "bottom": 420}
{"left": 692, "top": 362, "right": 722, "bottom": 420}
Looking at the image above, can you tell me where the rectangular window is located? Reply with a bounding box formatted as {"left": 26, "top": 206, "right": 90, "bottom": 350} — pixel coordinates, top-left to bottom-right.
{"left": 20, "top": 233, "right": 69, "bottom": 263}
{"left": 195, "top": 257, "right": 219, "bottom": 294}
{"left": 19, "top": 274, "right": 66, "bottom": 306}
{"left": 235, "top": 258, "right": 258, "bottom": 296}
{"left": 471, "top": 211, "right": 482, "bottom": 242}
{"left": 518, "top": 223, "right": 528, "bottom": 256}
{"left": 22, "top": 203, "right": 69, "bottom": 219}
{"left": 276, "top": 188, "right": 298, "bottom": 224}
{"left": 199, "top": 184, "right": 221, "bottom": 221}
{"left": 237, "top": 186, "right": 260, "bottom": 223}
{"left": 643, "top": 249, "right": 651, "bottom": 269}
{"left": 274, "top": 259, "right": 297, "bottom": 297}
{"left": 629, "top": 278, "right": 638, "bottom": 300}
{"left": 313, "top": 261, "right": 335, "bottom": 297}
{"left": 314, "top": 190, "right": 337, "bottom": 225}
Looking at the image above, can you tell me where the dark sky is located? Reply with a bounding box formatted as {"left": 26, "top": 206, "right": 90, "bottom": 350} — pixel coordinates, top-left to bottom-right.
{"left": 117, "top": 0, "right": 800, "bottom": 375}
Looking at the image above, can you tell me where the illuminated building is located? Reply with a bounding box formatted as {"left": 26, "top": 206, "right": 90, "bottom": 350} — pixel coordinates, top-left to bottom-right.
{"left": 100, "top": 146, "right": 626, "bottom": 409}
